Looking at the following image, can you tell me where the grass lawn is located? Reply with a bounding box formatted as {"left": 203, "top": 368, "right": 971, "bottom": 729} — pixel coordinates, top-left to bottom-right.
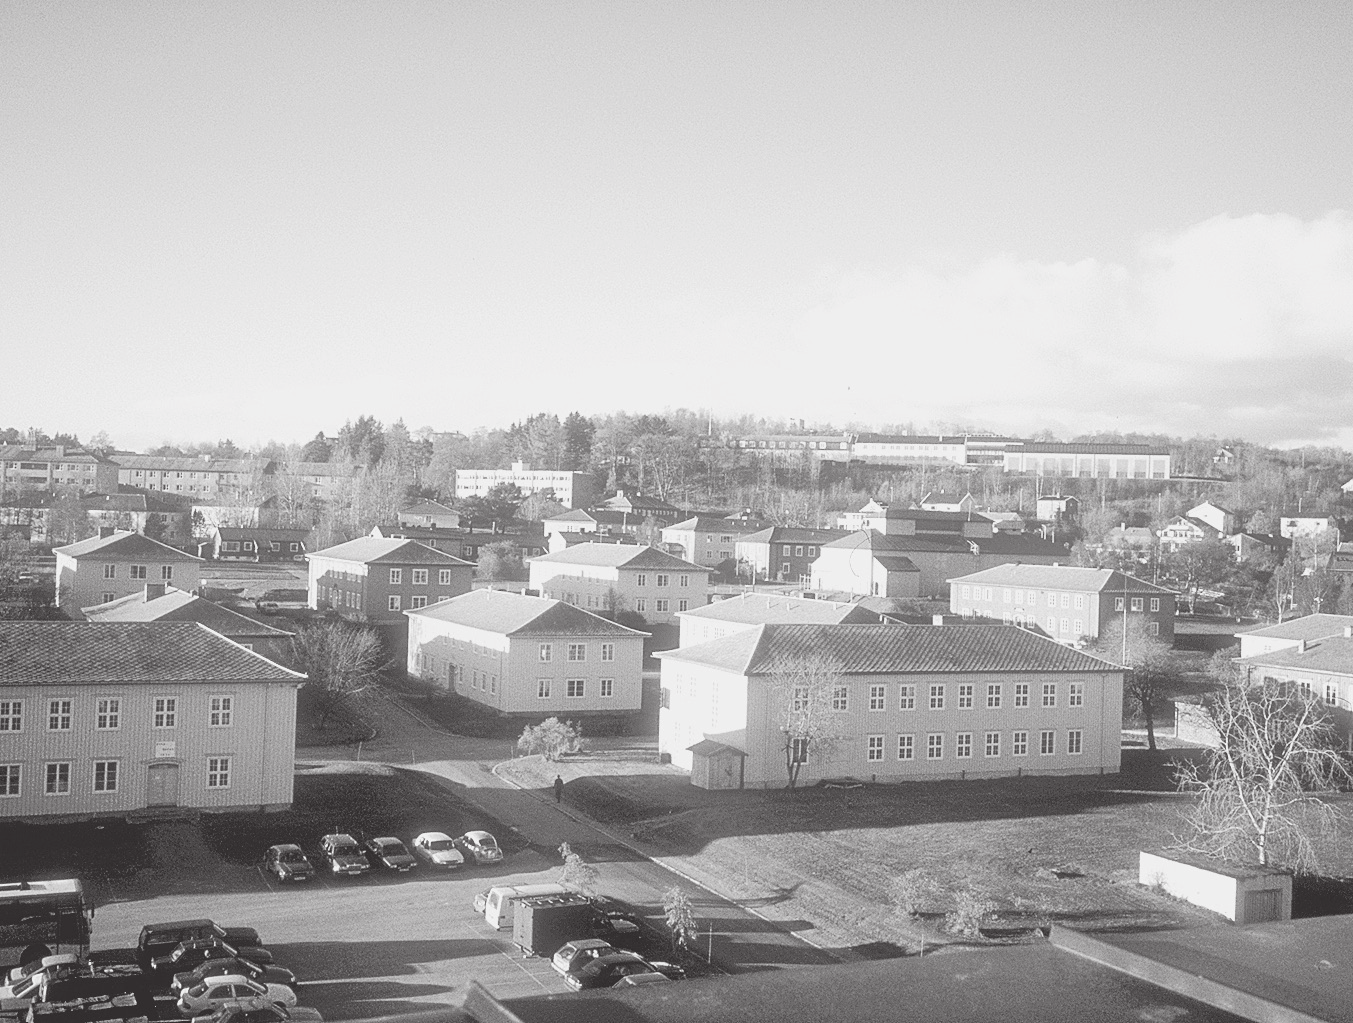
{"left": 499, "top": 748, "right": 1353, "bottom": 956}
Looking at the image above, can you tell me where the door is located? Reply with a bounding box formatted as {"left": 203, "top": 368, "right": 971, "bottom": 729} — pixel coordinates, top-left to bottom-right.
{"left": 1244, "top": 888, "right": 1281, "bottom": 923}
{"left": 146, "top": 764, "right": 179, "bottom": 806}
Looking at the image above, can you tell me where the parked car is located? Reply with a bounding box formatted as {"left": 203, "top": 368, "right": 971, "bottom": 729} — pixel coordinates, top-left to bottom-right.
{"left": 173, "top": 958, "right": 298, "bottom": 994}
{"left": 473, "top": 889, "right": 491, "bottom": 914}
{"left": 177, "top": 974, "right": 298, "bottom": 1016}
{"left": 587, "top": 898, "right": 644, "bottom": 943}
{"left": 264, "top": 845, "right": 315, "bottom": 883}
{"left": 192, "top": 996, "right": 324, "bottom": 1023}
{"left": 410, "top": 832, "right": 464, "bottom": 868}
{"left": 363, "top": 837, "right": 416, "bottom": 872}
{"left": 138, "top": 920, "right": 261, "bottom": 967}
{"left": 0, "top": 955, "right": 81, "bottom": 1000}
{"left": 318, "top": 834, "right": 370, "bottom": 877}
{"left": 562, "top": 953, "right": 684, "bottom": 991}
{"left": 5, "top": 953, "right": 79, "bottom": 986}
{"left": 453, "top": 831, "right": 504, "bottom": 865}
{"left": 614, "top": 972, "right": 673, "bottom": 987}
{"left": 150, "top": 939, "right": 275, "bottom": 979}
{"left": 551, "top": 939, "right": 614, "bottom": 978}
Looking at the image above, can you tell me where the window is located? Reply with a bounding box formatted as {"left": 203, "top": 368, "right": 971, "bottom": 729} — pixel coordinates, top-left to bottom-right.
{"left": 1060, "top": 594, "right": 1070, "bottom": 609}
{"left": 1047, "top": 593, "right": 1056, "bottom": 607}
{"left": 1069, "top": 682, "right": 1084, "bottom": 707}
{"left": 439, "top": 569, "right": 452, "bottom": 585}
{"left": 635, "top": 598, "right": 646, "bottom": 612}
{"left": 794, "top": 546, "right": 804, "bottom": 557}
{"left": 161, "top": 565, "right": 173, "bottom": 580}
{"left": 0, "top": 765, "right": 19, "bottom": 797}
{"left": 866, "top": 735, "right": 884, "bottom": 761}
{"left": 45, "top": 762, "right": 70, "bottom": 796}
{"left": 537, "top": 679, "right": 551, "bottom": 699}
{"left": 1060, "top": 617, "right": 1069, "bottom": 633}
{"left": 209, "top": 695, "right": 233, "bottom": 727}
{"left": 636, "top": 574, "right": 647, "bottom": 586}
{"left": 898, "top": 685, "right": 915, "bottom": 710}
{"left": 986, "top": 684, "right": 1002, "bottom": 709}
{"left": 1130, "top": 597, "right": 1143, "bottom": 612}
{"left": 1073, "top": 618, "right": 1084, "bottom": 635}
{"left": 955, "top": 733, "right": 972, "bottom": 758}
{"left": 600, "top": 643, "right": 614, "bottom": 662}
{"left": 0, "top": 700, "right": 22, "bottom": 732}
{"left": 1149, "top": 622, "right": 1160, "bottom": 636}
{"left": 1074, "top": 594, "right": 1084, "bottom": 610}
{"left": 1015, "top": 589, "right": 1024, "bottom": 604}
{"left": 539, "top": 643, "right": 552, "bottom": 662}
{"left": 653, "top": 574, "right": 668, "bottom": 588}
{"left": 1042, "top": 683, "right": 1057, "bottom": 707}
{"left": 1003, "top": 588, "right": 1012, "bottom": 603}
{"left": 961, "top": 585, "right": 970, "bottom": 598}
{"left": 47, "top": 699, "right": 71, "bottom": 731}
{"left": 659, "top": 686, "right": 671, "bottom": 709}
{"left": 96, "top": 697, "right": 120, "bottom": 730}
{"left": 929, "top": 684, "right": 944, "bottom": 710}
{"left": 927, "top": 734, "right": 943, "bottom": 759}
{"left": 782, "top": 545, "right": 792, "bottom": 556}
{"left": 1012, "top": 731, "right": 1028, "bottom": 756}
{"left": 410, "top": 596, "right": 428, "bottom": 609}
{"left": 677, "top": 599, "right": 688, "bottom": 612}
{"left": 1046, "top": 616, "right": 1056, "bottom": 632}
{"left": 957, "top": 684, "right": 973, "bottom": 709}
{"left": 207, "top": 757, "right": 231, "bottom": 788}
{"left": 1040, "top": 730, "right": 1055, "bottom": 755}
{"left": 600, "top": 678, "right": 613, "bottom": 698}
{"left": 567, "top": 679, "right": 586, "bottom": 698}
{"left": 791, "top": 686, "right": 809, "bottom": 712}
{"left": 1150, "top": 598, "right": 1160, "bottom": 612}
{"left": 489, "top": 675, "right": 497, "bottom": 695}
{"left": 1325, "top": 682, "right": 1339, "bottom": 707}
{"left": 1014, "top": 683, "right": 1029, "bottom": 707}
{"left": 389, "top": 568, "right": 404, "bottom": 585}
{"left": 388, "top": 595, "right": 402, "bottom": 611}
{"left": 807, "top": 547, "right": 816, "bottom": 557}
{"left": 153, "top": 697, "right": 177, "bottom": 728}
{"left": 568, "top": 643, "right": 587, "bottom": 662}
{"left": 655, "top": 599, "right": 669, "bottom": 612}
{"left": 984, "top": 731, "right": 1001, "bottom": 757}
{"left": 129, "top": 564, "right": 147, "bottom": 580}
{"left": 790, "top": 738, "right": 809, "bottom": 764}
{"left": 831, "top": 686, "right": 849, "bottom": 711}
{"left": 1067, "top": 730, "right": 1083, "bottom": 755}
{"left": 1114, "top": 597, "right": 1125, "bottom": 611}
{"left": 869, "top": 685, "right": 886, "bottom": 711}
{"left": 102, "top": 563, "right": 116, "bottom": 579}
{"left": 93, "top": 760, "right": 119, "bottom": 792}
{"left": 412, "top": 569, "right": 428, "bottom": 585}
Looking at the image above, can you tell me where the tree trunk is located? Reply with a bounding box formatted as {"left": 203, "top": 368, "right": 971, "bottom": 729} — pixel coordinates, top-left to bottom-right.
{"left": 1143, "top": 697, "right": 1157, "bottom": 751}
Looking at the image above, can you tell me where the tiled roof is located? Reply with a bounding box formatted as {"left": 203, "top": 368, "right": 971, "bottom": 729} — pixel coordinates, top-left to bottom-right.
{"left": 664, "top": 516, "right": 766, "bottom": 534}
{"left": 79, "top": 494, "right": 149, "bottom": 513}
{"left": 739, "top": 527, "right": 851, "bottom": 546}
{"left": 0, "top": 445, "right": 107, "bottom": 464}
{"left": 1236, "top": 613, "right": 1353, "bottom": 641}
{"left": 545, "top": 509, "right": 598, "bottom": 523}
{"left": 529, "top": 543, "right": 708, "bottom": 572}
{"left": 1010, "top": 442, "right": 1170, "bottom": 455}
{"left": 215, "top": 527, "right": 310, "bottom": 542}
{"left": 1239, "top": 634, "right": 1353, "bottom": 673}
{"left": 308, "top": 537, "right": 474, "bottom": 566}
{"left": 406, "top": 589, "right": 648, "bottom": 637}
{"left": 883, "top": 507, "right": 977, "bottom": 522}
{"left": 873, "top": 555, "right": 921, "bottom": 573}
{"left": 110, "top": 455, "right": 268, "bottom": 473}
{"left": 0, "top": 622, "right": 304, "bottom": 685}
{"left": 824, "top": 530, "right": 1065, "bottom": 558}
{"left": 81, "top": 589, "right": 292, "bottom": 638}
{"left": 53, "top": 530, "right": 203, "bottom": 562}
{"left": 677, "top": 593, "right": 878, "bottom": 626}
{"left": 948, "top": 564, "right": 1174, "bottom": 593}
{"left": 659, "top": 624, "right": 1124, "bottom": 675}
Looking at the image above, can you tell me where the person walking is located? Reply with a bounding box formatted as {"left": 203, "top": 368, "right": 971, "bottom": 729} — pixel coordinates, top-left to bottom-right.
{"left": 554, "top": 774, "right": 564, "bottom": 804}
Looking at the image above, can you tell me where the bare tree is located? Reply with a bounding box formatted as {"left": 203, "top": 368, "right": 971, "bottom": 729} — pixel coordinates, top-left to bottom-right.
{"left": 766, "top": 653, "right": 847, "bottom": 789}
{"left": 1175, "top": 665, "right": 1352, "bottom": 870}
{"left": 1091, "top": 617, "right": 1187, "bottom": 751}
{"left": 292, "top": 621, "right": 386, "bottom": 729}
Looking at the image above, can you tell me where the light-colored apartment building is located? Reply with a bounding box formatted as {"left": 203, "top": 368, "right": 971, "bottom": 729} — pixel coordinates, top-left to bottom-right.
{"left": 53, "top": 529, "right": 204, "bottom": 612}
{"left": 527, "top": 543, "right": 710, "bottom": 625}
{"left": 455, "top": 463, "right": 599, "bottom": 509}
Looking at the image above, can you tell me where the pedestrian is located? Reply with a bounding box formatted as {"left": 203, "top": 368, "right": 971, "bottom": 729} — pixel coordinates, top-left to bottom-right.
{"left": 553, "top": 774, "right": 564, "bottom": 804}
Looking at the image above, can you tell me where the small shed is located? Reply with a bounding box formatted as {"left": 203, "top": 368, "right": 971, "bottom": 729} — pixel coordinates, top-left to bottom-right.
{"left": 1140, "top": 850, "right": 1292, "bottom": 924}
{"left": 688, "top": 739, "right": 746, "bottom": 790}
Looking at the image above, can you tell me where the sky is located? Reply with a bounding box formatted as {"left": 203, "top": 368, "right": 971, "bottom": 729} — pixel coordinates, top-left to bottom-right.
{"left": 3, "top": 1, "right": 1353, "bottom": 451}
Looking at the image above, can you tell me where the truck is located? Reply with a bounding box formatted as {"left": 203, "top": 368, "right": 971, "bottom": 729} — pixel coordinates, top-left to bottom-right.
{"left": 511, "top": 895, "right": 598, "bottom": 959}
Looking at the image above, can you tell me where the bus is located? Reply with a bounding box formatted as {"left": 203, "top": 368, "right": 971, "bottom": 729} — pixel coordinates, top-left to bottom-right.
{"left": 0, "top": 880, "right": 93, "bottom": 969}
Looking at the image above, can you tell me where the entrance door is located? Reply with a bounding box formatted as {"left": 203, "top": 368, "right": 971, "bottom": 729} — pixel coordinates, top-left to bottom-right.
{"left": 146, "top": 764, "right": 180, "bottom": 807}
{"left": 1244, "top": 888, "right": 1281, "bottom": 923}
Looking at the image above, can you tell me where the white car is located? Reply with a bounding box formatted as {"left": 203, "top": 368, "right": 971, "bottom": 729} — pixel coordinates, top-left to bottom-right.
{"left": 177, "top": 974, "right": 297, "bottom": 1016}
{"left": 453, "top": 831, "right": 504, "bottom": 865}
{"left": 5, "top": 953, "right": 79, "bottom": 986}
{"left": 410, "top": 832, "right": 465, "bottom": 868}
{"left": 0, "top": 955, "right": 80, "bottom": 1000}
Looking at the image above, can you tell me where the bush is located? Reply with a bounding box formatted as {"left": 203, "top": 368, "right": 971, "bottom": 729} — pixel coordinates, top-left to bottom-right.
{"left": 661, "top": 886, "right": 699, "bottom": 952}
{"left": 887, "top": 869, "right": 939, "bottom": 917}
{"left": 517, "top": 717, "right": 583, "bottom": 760}
{"left": 945, "top": 888, "right": 996, "bottom": 936}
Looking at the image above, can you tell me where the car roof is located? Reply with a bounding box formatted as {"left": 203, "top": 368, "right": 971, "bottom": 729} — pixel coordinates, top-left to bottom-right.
{"left": 322, "top": 833, "right": 358, "bottom": 843}
{"left": 590, "top": 952, "right": 646, "bottom": 967}
{"left": 269, "top": 844, "right": 303, "bottom": 853}
{"left": 145, "top": 919, "right": 215, "bottom": 931}
{"left": 560, "top": 939, "right": 612, "bottom": 953}
{"left": 198, "top": 974, "right": 258, "bottom": 986}
{"left": 463, "top": 830, "right": 493, "bottom": 840}
{"left": 415, "top": 831, "right": 452, "bottom": 841}
{"left": 370, "top": 836, "right": 403, "bottom": 844}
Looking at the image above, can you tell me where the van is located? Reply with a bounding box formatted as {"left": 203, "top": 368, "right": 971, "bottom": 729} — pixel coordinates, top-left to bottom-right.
{"left": 482, "top": 884, "right": 570, "bottom": 931}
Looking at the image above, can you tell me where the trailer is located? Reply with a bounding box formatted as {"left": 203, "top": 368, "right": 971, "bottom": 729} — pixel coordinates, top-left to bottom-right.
{"left": 511, "top": 896, "right": 597, "bottom": 959}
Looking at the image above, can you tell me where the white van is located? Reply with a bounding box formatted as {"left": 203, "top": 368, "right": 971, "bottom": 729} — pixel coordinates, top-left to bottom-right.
{"left": 482, "top": 883, "right": 570, "bottom": 931}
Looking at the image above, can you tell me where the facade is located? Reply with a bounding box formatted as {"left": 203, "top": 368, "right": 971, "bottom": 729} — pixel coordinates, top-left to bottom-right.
{"left": 809, "top": 532, "right": 922, "bottom": 598}
{"left": 0, "top": 442, "right": 118, "bottom": 496}
{"left": 657, "top": 623, "right": 1125, "bottom": 787}
{"left": 593, "top": 490, "right": 684, "bottom": 524}
{"left": 675, "top": 592, "right": 877, "bottom": 648}
{"left": 918, "top": 491, "right": 977, "bottom": 514}
{"left": 660, "top": 515, "right": 768, "bottom": 569}
{"left": 112, "top": 455, "right": 273, "bottom": 500}
{"left": 696, "top": 433, "right": 854, "bottom": 462}
{"left": 454, "top": 464, "right": 599, "bottom": 509}
{"left": 949, "top": 565, "right": 1177, "bottom": 645}
{"left": 1002, "top": 443, "right": 1171, "bottom": 479}
{"left": 209, "top": 527, "right": 309, "bottom": 562}
{"left": 286, "top": 461, "right": 354, "bottom": 500}
{"left": 398, "top": 501, "right": 462, "bottom": 529}
{"left": 1279, "top": 514, "right": 1338, "bottom": 539}
{"left": 405, "top": 589, "right": 647, "bottom": 717}
{"left": 0, "top": 494, "right": 55, "bottom": 543}
{"left": 736, "top": 527, "right": 850, "bottom": 585}
{"left": 369, "top": 524, "right": 547, "bottom": 562}
{"left": 851, "top": 434, "right": 968, "bottom": 466}
{"left": 53, "top": 530, "right": 203, "bottom": 612}
{"left": 1235, "top": 633, "right": 1353, "bottom": 738}
{"left": 1187, "top": 501, "right": 1237, "bottom": 536}
{"left": 0, "top": 621, "right": 304, "bottom": 821}
{"left": 527, "top": 543, "right": 710, "bottom": 624}
{"left": 1229, "top": 532, "right": 1282, "bottom": 562}
{"left": 81, "top": 491, "right": 193, "bottom": 547}
{"left": 1235, "top": 614, "right": 1353, "bottom": 659}
{"left": 1158, "top": 516, "right": 1221, "bottom": 552}
{"left": 1035, "top": 495, "right": 1080, "bottom": 522}
{"left": 307, "top": 537, "right": 475, "bottom": 623}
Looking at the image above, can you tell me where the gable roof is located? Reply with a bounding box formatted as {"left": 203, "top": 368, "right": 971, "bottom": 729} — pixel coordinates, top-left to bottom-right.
{"left": 81, "top": 588, "right": 293, "bottom": 639}
{"left": 0, "top": 622, "right": 304, "bottom": 685}
{"left": 1236, "top": 613, "right": 1353, "bottom": 641}
{"left": 308, "top": 537, "right": 474, "bottom": 566}
{"left": 401, "top": 500, "right": 457, "bottom": 516}
{"left": 53, "top": 530, "right": 203, "bottom": 562}
{"left": 825, "top": 530, "right": 1066, "bottom": 558}
{"left": 528, "top": 543, "right": 709, "bottom": 572}
{"left": 659, "top": 624, "right": 1124, "bottom": 675}
{"left": 738, "top": 527, "right": 850, "bottom": 546}
{"left": 677, "top": 592, "right": 879, "bottom": 626}
{"left": 1239, "top": 634, "right": 1353, "bottom": 674}
{"left": 214, "top": 526, "right": 310, "bottom": 542}
{"left": 664, "top": 516, "right": 767, "bottom": 534}
{"left": 111, "top": 455, "right": 269, "bottom": 474}
{"left": 947, "top": 565, "right": 1174, "bottom": 593}
{"left": 545, "top": 509, "right": 598, "bottom": 523}
{"left": 406, "top": 589, "right": 649, "bottom": 637}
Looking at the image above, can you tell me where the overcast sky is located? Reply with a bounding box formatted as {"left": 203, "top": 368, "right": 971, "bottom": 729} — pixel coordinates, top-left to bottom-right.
{"left": 4, "top": 1, "right": 1352, "bottom": 451}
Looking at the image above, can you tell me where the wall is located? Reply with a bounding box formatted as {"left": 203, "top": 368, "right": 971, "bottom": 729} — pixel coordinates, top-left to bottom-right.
{"left": 1138, "top": 851, "right": 1291, "bottom": 923}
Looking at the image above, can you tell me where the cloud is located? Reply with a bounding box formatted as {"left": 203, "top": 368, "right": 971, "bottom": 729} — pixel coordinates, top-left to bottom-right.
{"left": 772, "top": 212, "right": 1353, "bottom": 445}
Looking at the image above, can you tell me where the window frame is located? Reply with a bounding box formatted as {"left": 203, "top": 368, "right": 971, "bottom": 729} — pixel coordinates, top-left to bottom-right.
{"left": 153, "top": 696, "right": 178, "bottom": 729}
{"left": 566, "top": 678, "right": 586, "bottom": 698}
{"left": 96, "top": 697, "right": 121, "bottom": 730}
{"left": 209, "top": 694, "right": 234, "bottom": 728}
{"left": 93, "top": 759, "right": 120, "bottom": 793}
{"left": 207, "top": 756, "right": 232, "bottom": 789}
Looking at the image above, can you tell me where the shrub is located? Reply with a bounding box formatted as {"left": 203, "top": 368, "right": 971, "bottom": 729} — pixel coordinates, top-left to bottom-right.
{"left": 661, "top": 886, "right": 699, "bottom": 952}
{"left": 887, "top": 869, "right": 939, "bottom": 917}
{"left": 945, "top": 888, "right": 996, "bottom": 936}
{"left": 517, "top": 717, "right": 583, "bottom": 760}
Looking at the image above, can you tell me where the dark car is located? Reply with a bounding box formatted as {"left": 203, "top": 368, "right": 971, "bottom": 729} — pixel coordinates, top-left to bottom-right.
{"left": 562, "top": 952, "right": 685, "bottom": 991}
{"left": 363, "top": 837, "right": 416, "bottom": 872}
{"left": 150, "top": 939, "right": 275, "bottom": 979}
{"left": 587, "top": 899, "right": 644, "bottom": 944}
{"left": 318, "top": 834, "right": 370, "bottom": 877}
{"left": 191, "top": 996, "right": 324, "bottom": 1023}
{"left": 173, "top": 958, "right": 298, "bottom": 994}
{"left": 264, "top": 845, "right": 315, "bottom": 883}
{"left": 138, "top": 921, "right": 261, "bottom": 968}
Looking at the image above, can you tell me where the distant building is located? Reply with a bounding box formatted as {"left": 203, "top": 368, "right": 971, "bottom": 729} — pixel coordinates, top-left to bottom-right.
{"left": 1229, "top": 532, "right": 1283, "bottom": 562}
{"left": 660, "top": 515, "right": 768, "bottom": 569}
{"left": 851, "top": 434, "right": 968, "bottom": 466}
{"left": 0, "top": 440, "right": 118, "bottom": 496}
{"left": 1187, "top": 501, "right": 1237, "bottom": 536}
{"left": 593, "top": 490, "right": 684, "bottom": 524}
{"left": 306, "top": 537, "right": 475, "bottom": 623}
{"left": 1002, "top": 443, "right": 1171, "bottom": 479}
{"left": 53, "top": 529, "right": 203, "bottom": 612}
{"left": 809, "top": 532, "right": 922, "bottom": 598}
{"left": 454, "top": 463, "right": 598, "bottom": 509}
{"left": 527, "top": 543, "right": 710, "bottom": 624}
{"left": 675, "top": 592, "right": 877, "bottom": 648}
{"left": 1278, "top": 514, "right": 1338, "bottom": 539}
{"left": 917, "top": 491, "right": 977, "bottom": 514}
{"left": 112, "top": 455, "right": 273, "bottom": 500}
{"left": 1158, "top": 516, "right": 1221, "bottom": 552}
{"left": 369, "top": 524, "right": 547, "bottom": 562}
{"left": 209, "top": 526, "right": 310, "bottom": 562}
{"left": 696, "top": 433, "right": 853, "bottom": 461}
{"left": 735, "top": 527, "right": 849, "bottom": 586}
{"left": 1035, "top": 495, "right": 1080, "bottom": 522}
{"left": 81, "top": 490, "right": 193, "bottom": 546}
{"left": 398, "top": 500, "right": 461, "bottom": 530}
{"left": 1236, "top": 633, "right": 1353, "bottom": 734}
{"left": 1234, "top": 614, "right": 1353, "bottom": 659}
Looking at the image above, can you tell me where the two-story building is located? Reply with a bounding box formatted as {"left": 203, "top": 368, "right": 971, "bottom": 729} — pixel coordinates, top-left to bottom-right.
{"left": 398, "top": 500, "right": 462, "bottom": 529}
{"left": 81, "top": 490, "right": 194, "bottom": 547}
{"left": 675, "top": 592, "right": 878, "bottom": 648}
{"left": 1158, "top": 516, "right": 1222, "bottom": 552}
{"left": 660, "top": 515, "right": 768, "bottom": 570}
{"left": 209, "top": 526, "right": 310, "bottom": 562}
{"left": 809, "top": 532, "right": 922, "bottom": 598}
{"left": 657, "top": 623, "right": 1124, "bottom": 788}
{"left": 405, "top": 589, "right": 647, "bottom": 721}
{"left": 527, "top": 544, "right": 710, "bottom": 625}
{"left": 369, "top": 525, "right": 548, "bottom": 562}
{"left": 0, "top": 621, "right": 304, "bottom": 821}
{"left": 112, "top": 455, "right": 273, "bottom": 500}
{"left": 1234, "top": 614, "right": 1353, "bottom": 659}
{"left": 0, "top": 440, "right": 118, "bottom": 496}
{"left": 1187, "top": 501, "right": 1237, "bottom": 536}
{"left": 1235, "top": 629, "right": 1353, "bottom": 742}
{"left": 736, "top": 527, "right": 850, "bottom": 585}
{"left": 1279, "top": 514, "right": 1339, "bottom": 539}
{"left": 948, "top": 565, "right": 1177, "bottom": 645}
{"left": 306, "top": 537, "right": 475, "bottom": 623}
{"left": 53, "top": 529, "right": 204, "bottom": 613}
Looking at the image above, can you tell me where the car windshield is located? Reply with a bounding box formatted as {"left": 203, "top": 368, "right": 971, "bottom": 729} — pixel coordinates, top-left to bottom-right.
{"left": 280, "top": 851, "right": 306, "bottom": 863}
{"left": 334, "top": 844, "right": 361, "bottom": 857}
{"left": 380, "top": 841, "right": 406, "bottom": 853}
{"left": 427, "top": 839, "right": 453, "bottom": 851}
{"left": 478, "top": 836, "right": 498, "bottom": 848}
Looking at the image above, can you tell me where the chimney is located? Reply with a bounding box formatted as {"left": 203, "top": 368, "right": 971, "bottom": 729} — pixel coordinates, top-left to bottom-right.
{"left": 144, "top": 583, "right": 167, "bottom": 601}
{"left": 933, "top": 614, "right": 946, "bottom": 626}
{"left": 99, "top": 526, "right": 115, "bottom": 538}
{"left": 1345, "top": 626, "right": 1353, "bottom": 639}
{"left": 1297, "top": 639, "right": 1307, "bottom": 654}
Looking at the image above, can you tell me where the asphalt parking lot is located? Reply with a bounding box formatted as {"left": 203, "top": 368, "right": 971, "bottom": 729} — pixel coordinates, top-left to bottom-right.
{"left": 90, "top": 848, "right": 575, "bottom": 1018}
